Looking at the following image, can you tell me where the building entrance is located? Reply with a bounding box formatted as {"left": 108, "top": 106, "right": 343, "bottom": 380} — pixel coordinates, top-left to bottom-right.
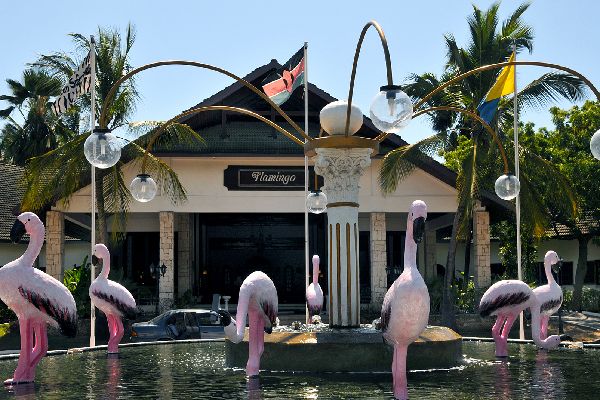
{"left": 193, "top": 213, "right": 327, "bottom": 304}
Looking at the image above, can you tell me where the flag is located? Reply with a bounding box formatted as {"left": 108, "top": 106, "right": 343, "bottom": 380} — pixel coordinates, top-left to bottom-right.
{"left": 477, "top": 52, "right": 516, "bottom": 124}
{"left": 262, "top": 47, "right": 305, "bottom": 106}
{"left": 52, "top": 50, "right": 93, "bottom": 115}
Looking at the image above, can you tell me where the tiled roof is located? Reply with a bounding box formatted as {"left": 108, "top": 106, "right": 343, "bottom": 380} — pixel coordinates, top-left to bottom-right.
{"left": 0, "top": 162, "right": 25, "bottom": 242}
{"left": 547, "top": 211, "right": 600, "bottom": 238}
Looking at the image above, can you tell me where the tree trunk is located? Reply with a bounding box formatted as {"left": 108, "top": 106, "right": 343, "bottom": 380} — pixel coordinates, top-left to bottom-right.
{"left": 95, "top": 170, "right": 109, "bottom": 246}
{"left": 441, "top": 207, "right": 463, "bottom": 329}
{"left": 572, "top": 235, "right": 590, "bottom": 311}
{"left": 463, "top": 219, "right": 473, "bottom": 284}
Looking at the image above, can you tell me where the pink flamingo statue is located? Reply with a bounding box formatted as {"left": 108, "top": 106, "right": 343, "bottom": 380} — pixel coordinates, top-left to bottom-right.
{"left": 89, "top": 244, "right": 137, "bottom": 353}
{"left": 0, "top": 212, "right": 77, "bottom": 385}
{"left": 380, "top": 200, "right": 429, "bottom": 400}
{"left": 306, "top": 255, "right": 323, "bottom": 322}
{"left": 533, "top": 251, "right": 563, "bottom": 340}
{"left": 221, "top": 271, "right": 278, "bottom": 376}
{"left": 479, "top": 278, "right": 562, "bottom": 357}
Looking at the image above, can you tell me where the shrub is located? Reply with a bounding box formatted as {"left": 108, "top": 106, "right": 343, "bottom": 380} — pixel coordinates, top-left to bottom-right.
{"left": 63, "top": 256, "right": 91, "bottom": 318}
{"left": 562, "top": 287, "right": 600, "bottom": 312}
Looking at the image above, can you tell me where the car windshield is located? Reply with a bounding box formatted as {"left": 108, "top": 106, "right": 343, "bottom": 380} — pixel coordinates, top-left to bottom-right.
{"left": 148, "top": 312, "right": 170, "bottom": 324}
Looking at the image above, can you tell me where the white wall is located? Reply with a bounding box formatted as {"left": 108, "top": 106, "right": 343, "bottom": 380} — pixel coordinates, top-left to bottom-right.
{"left": 57, "top": 156, "right": 458, "bottom": 215}
{"left": 0, "top": 241, "right": 89, "bottom": 274}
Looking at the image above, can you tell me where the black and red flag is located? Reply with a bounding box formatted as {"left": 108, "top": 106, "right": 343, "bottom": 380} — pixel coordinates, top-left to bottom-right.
{"left": 262, "top": 47, "right": 305, "bottom": 106}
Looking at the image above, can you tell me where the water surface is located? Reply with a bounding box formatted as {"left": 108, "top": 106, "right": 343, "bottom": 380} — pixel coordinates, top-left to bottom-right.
{"left": 0, "top": 341, "right": 598, "bottom": 399}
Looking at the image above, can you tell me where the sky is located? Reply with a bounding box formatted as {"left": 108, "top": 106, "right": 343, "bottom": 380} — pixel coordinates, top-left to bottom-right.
{"left": 1, "top": 0, "right": 599, "bottom": 145}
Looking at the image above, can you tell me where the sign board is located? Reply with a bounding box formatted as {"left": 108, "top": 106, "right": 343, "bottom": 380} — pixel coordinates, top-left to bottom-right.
{"left": 224, "top": 166, "right": 322, "bottom": 191}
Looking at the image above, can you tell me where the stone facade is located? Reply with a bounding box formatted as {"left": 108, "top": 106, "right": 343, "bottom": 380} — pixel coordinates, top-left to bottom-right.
{"left": 424, "top": 229, "right": 437, "bottom": 282}
{"left": 177, "top": 213, "right": 192, "bottom": 296}
{"left": 473, "top": 203, "right": 491, "bottom": 287}
{"left": 45, "top": 210, "right": 65, "bottom": 280}
{"left": 369, "top": 212, "right": 387, "bottom": 309}
{"left": 159, "top": 211, "right": 175, "bottom": 311}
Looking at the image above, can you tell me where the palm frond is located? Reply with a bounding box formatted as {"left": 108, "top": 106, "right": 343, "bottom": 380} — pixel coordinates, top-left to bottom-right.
{"left": 518, "top": 72, "right": 588, "bottom": 109}
{"left": 102, "top": 164, "right": 130, "bottom": 245}
{"left": 379, "top": 133, "right": 448, "bottom": 194}
{"left": 455, "top": 142, "right": 479, "bottom": 237}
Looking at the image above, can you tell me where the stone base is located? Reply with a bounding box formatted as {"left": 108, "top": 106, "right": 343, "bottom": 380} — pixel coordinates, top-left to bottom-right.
{"left": 225, "top": 326, "right": 462, "bottom": 372}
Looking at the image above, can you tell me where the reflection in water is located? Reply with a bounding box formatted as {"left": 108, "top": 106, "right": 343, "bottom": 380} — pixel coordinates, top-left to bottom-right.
{"left": 106, "top": 354, "right": 121, "bottom": 400}
{"left": 531, "top": 350, "right": 565, "bottom": 399}
{"left": 246, "top": 376, "right": 262, "bottom": 400}
{"left": 493, "top": 360, "right": 512, "bottom": 398}
{"left": 301, "top": 385, "right": 319, "bottom": 399}
{"left": 5, "top": 382, "right": 36, "bottom": 399}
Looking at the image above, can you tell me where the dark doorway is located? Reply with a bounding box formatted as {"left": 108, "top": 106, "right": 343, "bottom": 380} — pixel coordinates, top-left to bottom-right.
{"left": 194, "top": 213, "right": 327, "bottom": 304}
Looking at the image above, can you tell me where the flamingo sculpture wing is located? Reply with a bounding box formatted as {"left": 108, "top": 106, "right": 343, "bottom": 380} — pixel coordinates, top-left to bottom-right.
{"left": 89, "top": 244, "right": 137, "bottom": 353}
{"left": 380, "top": 200, "right": 429, "bottom": 400}
{"left": 306, "top": 255, "right": 323, "bottom": 322}
{"left": 221, "top": 271, "right": 278, "bottom": 376}
{"left": 0, "top": 212, "right": 77, "bottom": 385}
{"left": 479, "top": 278, "right": 562, "bottom": 357}
{"left": 533, "top": 251, "right": 563, "bottom": 340}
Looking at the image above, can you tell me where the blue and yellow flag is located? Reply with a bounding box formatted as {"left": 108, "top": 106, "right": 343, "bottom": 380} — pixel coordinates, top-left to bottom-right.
{"left": 477, "top": 52, "right": 515, "bottom": 124}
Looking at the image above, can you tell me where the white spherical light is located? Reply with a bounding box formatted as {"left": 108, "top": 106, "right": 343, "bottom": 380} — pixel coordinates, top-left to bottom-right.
{"left": 495, "top": 174, "right": 520, "bottom": 200}
{"left": 306, "top": 190, "right": 327, "bottom": 214}
{"left": 591, "top": 128, "right": 600, "bottom": 161}
{"left": 320, "top": 100, "right": 363, "bottom": 136}
{"left": 369, "top": 85, "right": 413, "bottom": 135}
{"left": 84, "top": 129, "right": 122, "bottom": 169}
{"left": 130, "top": 174, "right": 157, "bottom": 202}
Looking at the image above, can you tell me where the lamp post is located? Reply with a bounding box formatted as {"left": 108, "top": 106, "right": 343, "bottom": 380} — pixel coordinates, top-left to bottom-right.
{"left": 93, "top": 20, "right": 600, "bottom": 330}
{"left": 150, "top": 262, "right": 168, "bottom": 315}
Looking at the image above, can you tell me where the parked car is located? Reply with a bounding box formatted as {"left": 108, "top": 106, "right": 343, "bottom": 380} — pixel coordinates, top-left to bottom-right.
{"left": 131, "top": 309, "right": 225, "bottom": 341}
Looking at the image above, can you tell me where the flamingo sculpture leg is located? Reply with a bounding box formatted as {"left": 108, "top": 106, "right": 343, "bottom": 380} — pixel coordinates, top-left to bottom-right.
{"left": 221, "top": 271, "right": 278, "bottom": 377}
{"left": 0, "top": 213, "right": 77, "bottom": 385}
{"left": 533, "top": 251, "right": 563, "bottom": 341}
{"left": 90, "top": 244, "right": 137, "bottom": 354}
{"left": 381, "top": 200, "right": 429, "bottom": 400}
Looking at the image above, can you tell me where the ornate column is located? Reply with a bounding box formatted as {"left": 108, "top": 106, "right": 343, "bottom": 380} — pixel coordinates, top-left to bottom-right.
{"left": 314, "top": 147, "right": 371, "bottom": 327}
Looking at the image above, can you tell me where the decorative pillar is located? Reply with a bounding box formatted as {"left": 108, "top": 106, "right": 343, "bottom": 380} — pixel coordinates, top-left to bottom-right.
{"left": 314, "top": 147, "right": 371, "bottom": 328}
{"left": 177, "top": 213, "right": 192, "bottom": 297}
{"left": 369, "top": 212, "right": 387, "bottom": 310}
{"left": 473, "top": 202, "right": 491, "bottom": 288}
{"left": 159, "top": 211, "right": 175, "bottom": 311}
{"left": 45, "top": 210, "right": 64, "bottom": 280}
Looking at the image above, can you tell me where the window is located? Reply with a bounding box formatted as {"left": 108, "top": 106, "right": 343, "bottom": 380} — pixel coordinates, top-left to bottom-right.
{"left": 558, "top": 262, "right": 573, "bottom": 285}
{"left": 197, "top": 312, "right": 219, "bottom": 326}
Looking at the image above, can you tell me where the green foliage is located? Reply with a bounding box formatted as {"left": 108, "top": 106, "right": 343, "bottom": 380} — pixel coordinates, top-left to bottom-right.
{"left": 63, "top": 256, "right": 91, "bottom": 318}
{"left": 175, "top": 290, "right": 195, "bottom": 308}
{"left": 429, "top": 272, "right": 482, "bottom": 314}
{"left": 562, "top": 287, "right": 600, "bottom": 313}
{"left": 0, "top": 302, "right": 16, "bottom": 324}
{"left": 491, "top": 220, "right": 539, "bottom": 283}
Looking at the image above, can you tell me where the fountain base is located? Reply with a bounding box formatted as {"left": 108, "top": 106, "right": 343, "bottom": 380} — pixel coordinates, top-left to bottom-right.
{"left": 225, "top": 325, "right": 461, "bottom": 372}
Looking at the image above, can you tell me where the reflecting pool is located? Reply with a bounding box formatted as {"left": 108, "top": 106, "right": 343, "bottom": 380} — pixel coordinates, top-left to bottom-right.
{"left": 0, "top": 341, "right": 599, "bottom": 399}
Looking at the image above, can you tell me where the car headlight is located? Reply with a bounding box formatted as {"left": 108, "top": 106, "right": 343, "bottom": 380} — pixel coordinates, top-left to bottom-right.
{"left": 131, "top": 329, "right": 138, "bottom": 337}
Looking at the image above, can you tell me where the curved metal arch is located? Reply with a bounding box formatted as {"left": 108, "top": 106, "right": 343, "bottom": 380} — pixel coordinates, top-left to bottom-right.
{"left": 98, "top": 60, "right": 311, "bottom": 142}
{"left": 139, "top": 105, "right": 304, "bottom": 173}
{"left": 345, "top": 20, "right": 394, "bottom": 137}
{"left": 377, "top": 106, "right": 510, "bottom": 174}
{"left": 414, "top": 60, "right": 600, "bottom": 111}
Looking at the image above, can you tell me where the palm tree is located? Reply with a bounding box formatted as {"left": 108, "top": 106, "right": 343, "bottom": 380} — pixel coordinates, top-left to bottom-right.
{"left": 22, "top": 24, "right": 201, "bottom": 246}
{"left": 0, "top": 69, "right": 74, "bottom": 165}
{"left": 380, "top": 1, "right": 584, "bottom": 327}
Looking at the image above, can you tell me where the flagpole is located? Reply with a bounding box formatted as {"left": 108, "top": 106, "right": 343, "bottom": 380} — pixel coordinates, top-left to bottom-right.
{"left": 513, "top": 43, "right": 524, "bottom": 341}
{"left": 303, "top": 42, "right": 310, "bottom": 324}
{"left": 90, "top": 36, "right": 97, "bottom": 348}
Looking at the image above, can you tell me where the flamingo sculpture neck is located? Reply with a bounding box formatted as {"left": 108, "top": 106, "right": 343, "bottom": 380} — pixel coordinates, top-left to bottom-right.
{"left": 543, "top": 253, "right": 557, "bottom": 285}
{"left": 312, "top": 255, "right": 319, "bottom": 285}
{"left": 93, "top": 244, "right": 111, "bottom": 279}
{"left": 403, "top": 211, "right": 422, "bottom": 270}
{"left": 11, "top": 217, "right": 44, "bottom": 267}
{"left": 225, "top": 286, "right": 250, "bottom": 343}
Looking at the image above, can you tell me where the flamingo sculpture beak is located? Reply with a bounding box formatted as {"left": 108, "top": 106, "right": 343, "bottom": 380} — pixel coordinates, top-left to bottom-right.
{"left": 217, "top": 310, "right": 232, "bottom": 326}
{"left": 412, "top": 217, "right": 425, "bottom": 244}
{"left": 91, "top": 255, "right": 100, "bottom": 266}
{"left": 264, "top": 326, "right": 273, "bottom": 334}
{"left": 9, "top": 220, "right": 26, "bottom": 244}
